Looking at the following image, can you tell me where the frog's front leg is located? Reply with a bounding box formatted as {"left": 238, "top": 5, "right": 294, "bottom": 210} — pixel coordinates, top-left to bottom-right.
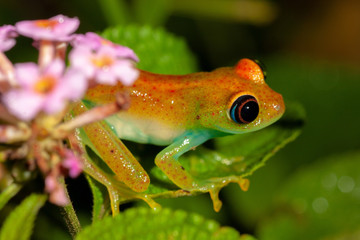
{"left": 155, "top": 131, "right": 225, "bottom": 211}
{"left": 69, "top": 102, "right": 159, "bottom": 214}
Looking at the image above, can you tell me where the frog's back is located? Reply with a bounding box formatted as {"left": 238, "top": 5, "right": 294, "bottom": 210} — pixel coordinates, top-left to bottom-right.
{"left": 84, "top": 70, "right": 209, "bottom": 145}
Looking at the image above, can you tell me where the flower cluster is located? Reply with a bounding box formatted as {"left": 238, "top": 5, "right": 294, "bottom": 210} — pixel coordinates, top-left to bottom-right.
{"left": 0, "top": 15, "right": 139, "bottom": 206}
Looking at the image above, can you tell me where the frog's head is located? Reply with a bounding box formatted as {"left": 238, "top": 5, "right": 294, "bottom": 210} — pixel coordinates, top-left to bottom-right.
{"left": 199, "top": 58, "right": 285, "bottom": 135}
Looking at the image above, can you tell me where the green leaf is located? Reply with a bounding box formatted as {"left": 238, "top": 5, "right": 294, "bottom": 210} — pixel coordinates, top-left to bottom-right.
{"left": 0, "top": 183, "right": 21, "bottom": 210}
{"left": 101, "top": 25, "right": 198, "bottom": 74}
{"left": 258, "top": 151, "right": 360, "bottom": 240}
{"left": 0, "top": 194, "right": 46, "bottom": 240}
{"left": 86, "top": 175, "right": 110, "bottom": 222}
{"left": 76, "top": 207, "right": 243, "bottom": 240}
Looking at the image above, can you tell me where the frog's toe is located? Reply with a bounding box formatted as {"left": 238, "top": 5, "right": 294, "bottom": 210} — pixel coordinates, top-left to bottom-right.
{"left": 195, "top": 176, "right": 250, "bottom": 212}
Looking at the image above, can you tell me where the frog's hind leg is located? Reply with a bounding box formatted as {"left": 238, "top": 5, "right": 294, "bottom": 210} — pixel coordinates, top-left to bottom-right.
{"left": 69, "top": 102, "right": 155, "bottom": 214}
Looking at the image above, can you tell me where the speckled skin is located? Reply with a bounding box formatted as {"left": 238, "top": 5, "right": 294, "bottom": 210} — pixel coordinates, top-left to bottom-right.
{"left": 77, "top": 59, "right": 285, "bottom": 211}
{"left": 85, "top": 59, "right": 284, "bottom": 143}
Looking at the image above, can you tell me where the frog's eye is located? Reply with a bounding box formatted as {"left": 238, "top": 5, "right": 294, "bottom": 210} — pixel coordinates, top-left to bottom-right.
{"left": 230, "top": 95, "right": 259, "bottom": 124}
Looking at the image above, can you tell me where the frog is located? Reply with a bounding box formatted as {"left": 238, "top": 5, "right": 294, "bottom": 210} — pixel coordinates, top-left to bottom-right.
{"left": 69, "top": 58, "right": 285, "bottom": 214}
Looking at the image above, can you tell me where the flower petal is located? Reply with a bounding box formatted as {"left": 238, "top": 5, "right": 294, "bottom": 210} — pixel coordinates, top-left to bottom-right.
{"left": 95, "top": 69, "right": 117, "bottom": 85}
{"left": 15, "top": 15, "right": 79, "bottom": 41}
{"left": 62, "top": 69, "right": 88, "bottom": 100}
{"left": 71, "top": 32, "right": 139, "bottom": 61}
{"left": 43, "top": 69, "right": 87, "bottom": 114}
{"left": 2, "top": 90, "right": 44, "bottom": 121}
{"left": 71, "top": 32, "right": 101, "bottom": 49}
{"left": 14, "top": 62, "right": 40, "bottom": 88}
{"left": 69, "top": 46, "right": 94, "bottom": 78}
{"left": 112, "top": 61, "right": 139, "bottom": 86}
{"left": 0, "top": 25, "right": 18, "bottom": 52}
{"left": 49, "top": 185, "right": 69, "bottom": 206}
{"left": 62, "top": 150, "right": 82, "bottom": 178}
{"left": 50, "top": 15, "right": 79, "bottom": 39}
{"left": 43, "top": 58, "right": 65, "bottom": 78}
{"left": 113, "top": 45, "right": 139, "bottom": 62}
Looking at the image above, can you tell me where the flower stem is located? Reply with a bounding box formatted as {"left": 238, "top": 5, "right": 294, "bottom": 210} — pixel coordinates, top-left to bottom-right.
{"left": 53, "top": 92, "right": 130, "bottom": 138}
{"left": 0, "top": 123, "right": 31, "bottom": 144}
{"left": 59, "top": 177, "right": 82, "bottom": 238}
{"left": 55, "top": 42, "right": 68, "bottom": 61}
{"left": 0, "top": 52, "right": 15, "bottom": 89}
{"left": 38, "top": 40, "right": 55, "bottom": 70}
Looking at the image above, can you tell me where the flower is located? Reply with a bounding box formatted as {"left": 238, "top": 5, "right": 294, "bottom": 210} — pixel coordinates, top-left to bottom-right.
{"left": 2, "top": 60, "right": 87, "bottom": 121}
{"left": 15, "top": 14, "right": 79, "bottom": 41}
{"left": 62, "top": 149, "right": 82, "bottom": 178}
{"left": 72, "top": 32, "right": 139, "bottom": 62}
{"left": 69, "top": 45, "right": 139, "bottom": 86}
{"left": 45, "top": 174, "right": 68, "bottom": 206}
{"left": 0, "top": 25, "right": 18, "bottom": 52}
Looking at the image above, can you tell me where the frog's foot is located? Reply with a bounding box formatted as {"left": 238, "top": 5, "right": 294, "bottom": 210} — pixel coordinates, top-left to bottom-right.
{"left": 106, "top": 182, "right": 161, "bottom": 215}
{"left": 83, "top": 158, "right": 160, "bottom": 216}
{"left": 194, "top": 176, "right": 250, "bottom": 212}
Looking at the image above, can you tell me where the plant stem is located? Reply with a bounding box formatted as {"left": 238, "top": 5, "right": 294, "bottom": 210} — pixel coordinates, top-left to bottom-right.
{"left": 0, "top": 52, "right": 15, "bottom": 88}
{"left": 59, "top": 177, "right": 82, "bottom": 238}
{"left": 53, "top": 92, "right": 129, "bottom": 138}
{"left": 97, "top": 0, "right": 130, "bottom": 25}
{"left": 38, "top": 40, "right": 55, "bottom": 70}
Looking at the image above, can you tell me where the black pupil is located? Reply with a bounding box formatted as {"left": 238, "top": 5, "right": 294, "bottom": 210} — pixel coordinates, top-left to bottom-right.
{"left": 230, "top": 95, "right": 259, "bottom": 124}
{"left": 241, "top": 100, "right": 259, "bottom": 123}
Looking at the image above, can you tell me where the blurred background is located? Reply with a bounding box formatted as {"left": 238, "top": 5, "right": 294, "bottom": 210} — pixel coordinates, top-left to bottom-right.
{"left": 1, "top": 0, "right": 359, "bottom": 239}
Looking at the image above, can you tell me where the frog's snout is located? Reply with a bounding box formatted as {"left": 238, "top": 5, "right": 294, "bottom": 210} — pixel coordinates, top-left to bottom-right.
{"left": 273, "top": 93, "right": 285, "bottom": 118}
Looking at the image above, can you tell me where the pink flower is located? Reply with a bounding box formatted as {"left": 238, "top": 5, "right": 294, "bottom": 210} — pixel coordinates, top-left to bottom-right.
{"left": 0, "top": 25, "right": 18, "bottom": 51}
{"left": 50, "top": 186, "right": 68, "bottom": 206}
{"left": 2, "top": 60, "right": 87, "bottom": 121}
{"left": 45, "top": 175, "right": 68, "bottom": 206}
{"left": 69, "top": 45, "right": 139, "bottom": 86}
{"left": 15, "top": 14, "right": 79, "bottom": 41}
{"left": 62, "top": 150, "right": 82, "bottom": 178}
{"left": 72, "top": 32, "right": 139, "bottom": 62}
{"left": 45, "top": 174, "right": 57, "bottom": 192}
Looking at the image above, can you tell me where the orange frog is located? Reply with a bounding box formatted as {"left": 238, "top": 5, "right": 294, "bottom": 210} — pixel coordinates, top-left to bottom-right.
{"left": 70, "top": 58, "right": 285, "bottom": 214}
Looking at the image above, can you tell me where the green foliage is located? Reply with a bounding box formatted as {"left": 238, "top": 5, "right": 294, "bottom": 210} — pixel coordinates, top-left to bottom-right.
{"left": 101, "top": 25, "right": 198, "bottom": 74}
{"left": 0, "top": 194, "right": 46, "bottom": 240}
{"left": 76, "top": 207, "right": 243, "bottom": 240}
{"left": 86, "top": 175, "right": 109, "bottom": 222}
{"left": 0, "top": 183, "right": 21, "bottom": 211}
{"left": 258, "top": 151, "right": 360, "bottom": 240}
